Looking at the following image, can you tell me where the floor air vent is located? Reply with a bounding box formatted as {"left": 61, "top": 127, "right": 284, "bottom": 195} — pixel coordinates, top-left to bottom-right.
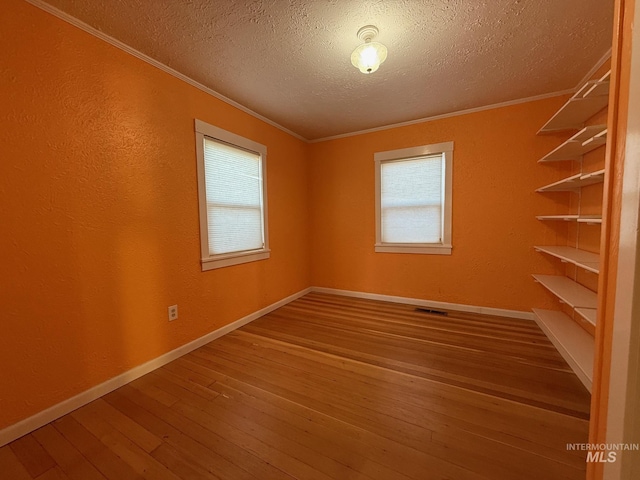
{"left": 415, "top": 307, "right": 448, "bottom": 316}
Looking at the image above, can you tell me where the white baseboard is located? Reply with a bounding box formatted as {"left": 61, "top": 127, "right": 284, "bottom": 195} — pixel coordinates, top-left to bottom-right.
{"left": 311, "top": 286, "right": 535, "bottom": 321}
{"left": 0, "top": 287, "right": 312, "bottom": 448}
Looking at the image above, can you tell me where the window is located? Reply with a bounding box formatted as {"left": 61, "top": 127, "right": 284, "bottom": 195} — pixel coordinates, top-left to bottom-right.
{"left": 195, "top": 119, "right": 269, "bottom": 270}
{"left": 374, "top": 141, "right": 453, "bottom": 255}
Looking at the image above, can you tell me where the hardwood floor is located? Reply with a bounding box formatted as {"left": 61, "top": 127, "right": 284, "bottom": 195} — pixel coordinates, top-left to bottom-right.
{"left": 1, "top": 292, "right": 591, "bottom": 479}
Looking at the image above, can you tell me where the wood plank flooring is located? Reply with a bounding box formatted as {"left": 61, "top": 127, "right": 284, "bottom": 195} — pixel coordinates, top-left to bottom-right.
{"left": 1, "top": 292, "right": 591, "bottom": 479}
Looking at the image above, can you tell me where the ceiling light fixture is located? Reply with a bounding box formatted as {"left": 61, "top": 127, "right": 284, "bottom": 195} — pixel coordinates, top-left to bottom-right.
{"left": 351, "top": 25, "right": 388, "bottom": 74}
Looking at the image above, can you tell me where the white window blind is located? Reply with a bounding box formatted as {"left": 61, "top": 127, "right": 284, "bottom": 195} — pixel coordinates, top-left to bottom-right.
{"left": 380, "top": 154, "right": 444, "bottom": 244}
{"left": 203, "top": 137, "right": 265, "bottom": 255}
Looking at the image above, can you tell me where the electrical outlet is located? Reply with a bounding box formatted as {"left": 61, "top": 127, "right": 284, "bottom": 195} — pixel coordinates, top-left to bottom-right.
{"left": 168, "top": 305, "right": 178, "bottom": 321}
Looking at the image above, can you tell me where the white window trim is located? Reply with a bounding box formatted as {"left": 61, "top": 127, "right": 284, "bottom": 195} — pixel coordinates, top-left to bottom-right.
{"left": 374, "top": 141, "right": 453, "bottom": 255}
{"left": 195, "top": 119, "right": 270, "bottom": 271}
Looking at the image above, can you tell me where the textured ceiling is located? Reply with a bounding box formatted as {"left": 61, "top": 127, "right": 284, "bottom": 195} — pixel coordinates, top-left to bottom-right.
{"left": 37, "top": 0, "right": 614, "bottom": 140}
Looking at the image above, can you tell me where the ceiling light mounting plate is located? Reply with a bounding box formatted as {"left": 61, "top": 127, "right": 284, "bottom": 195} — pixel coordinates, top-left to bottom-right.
{"left": 357, "top": 25, "right": 379, "bottom": 43}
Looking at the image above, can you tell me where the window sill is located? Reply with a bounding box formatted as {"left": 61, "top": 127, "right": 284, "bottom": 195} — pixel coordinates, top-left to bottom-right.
{"left": 201, "top": 249, "right": 270, "bottom": 271}
{"left": 375, "top": 244, "right": 452, "bottom": 255}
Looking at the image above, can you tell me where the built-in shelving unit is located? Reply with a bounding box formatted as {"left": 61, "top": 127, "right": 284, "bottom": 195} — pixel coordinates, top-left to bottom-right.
{"left": 533, "top": 309, "right": 594, "bottom": 391}
{"left": 532, "top": 69, "right": 609, "bottom": 393}
{"left": 536, "top": 169, "right": 605, "bottom": 192}
{"left": 538, "top": 125, "right": 607, "bottom": 162}
{"left": 534, "top": 245, "right": 600, "bottom": 273}
{"left": 538, "top": 70, "right": 611, "bottom": 134}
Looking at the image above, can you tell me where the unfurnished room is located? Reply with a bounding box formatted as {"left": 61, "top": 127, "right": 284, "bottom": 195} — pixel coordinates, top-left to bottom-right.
{"left": 1, "top": 1, "right": 640, "bottom": 479}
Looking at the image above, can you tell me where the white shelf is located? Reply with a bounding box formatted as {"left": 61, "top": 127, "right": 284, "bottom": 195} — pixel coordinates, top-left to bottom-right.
{"left": 533, "top": 309, "right": 594, "bottom": 391}
{"left": 578, "top": 168, "right": 606, "bottom": 187}
{"left": 536, "top": 169, "right": 605, "bottom": 192}
{"left": 582, "top": 70, "right": 611, "bottom": 97}
{"left": 538, "top": 71, "right": 611, "bottom": 134}
{"left": 536, "top": 214, "right": 579, "bottom": 221}
{"left": 582, "top": 129, "right": 608, "bottom": 149}
{"left": 576, "top": 307, "right": 597, "bottom": 327}
{"left": 532, "top": 274, "right": 598, "bottom": 309}
{"left": 534, "top": 246, "right": 600, "bottom": 274}
{"left": 536, "top": 214, "right": 602, "bottom": 224}
{"left": 536, "top": 173, "right": 581, "bottom": 192}
{"left": 538, "top": 125, "right": 607, "bottom": 162}
{"left": 577, "top": 215, "right": 602, "bottom": 224}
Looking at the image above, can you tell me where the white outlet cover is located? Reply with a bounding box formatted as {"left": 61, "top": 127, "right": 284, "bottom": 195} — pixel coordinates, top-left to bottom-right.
{"left": 168, "top": 305, "right": 178, "bottom": 321}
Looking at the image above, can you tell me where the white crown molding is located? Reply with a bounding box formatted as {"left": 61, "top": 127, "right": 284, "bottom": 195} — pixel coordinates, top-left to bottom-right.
{"left": 309, "top": 89, "right": 575, "bottom": 143}
{"left": 23, "top": 0, "right": 306, "bottom": 142}
{"left": 0, "top": 287, "right": 312, "bottom": 448}
{"left": 311, "top": 287, "right": 535, "bottom": 320}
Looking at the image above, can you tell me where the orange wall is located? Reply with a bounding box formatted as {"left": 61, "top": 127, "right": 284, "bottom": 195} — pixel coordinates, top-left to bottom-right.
{"left": 0, "top": 0, "right": 310, "bottom": 430}
{"left": 308, "top": 98, "right": 574, "bottom": 312}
